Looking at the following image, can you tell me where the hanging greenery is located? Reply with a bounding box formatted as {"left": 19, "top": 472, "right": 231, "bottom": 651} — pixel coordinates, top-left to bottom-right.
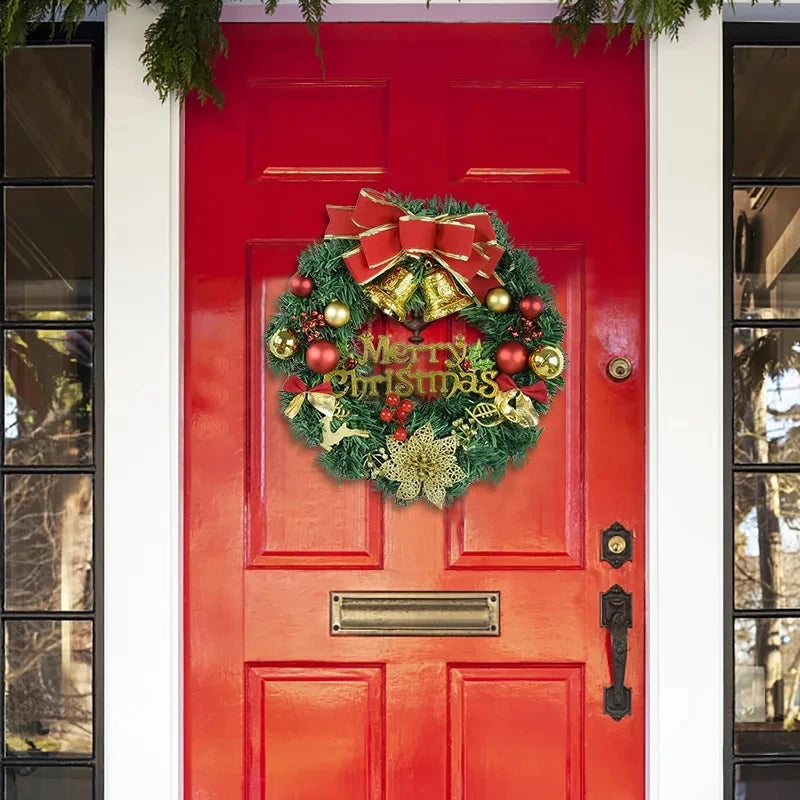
{"left": 0, "top": 0, "right": 746, "bottom": 104}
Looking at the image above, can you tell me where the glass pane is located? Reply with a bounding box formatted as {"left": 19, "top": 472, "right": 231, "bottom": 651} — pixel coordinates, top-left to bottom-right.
{"left": 733, "top": 188, "right": 800, "bottom": 320}
{"left": 4, "top": 45, "right": 93, "bottom": 178}
{"left": 735, "top": 473, "right": 800, "bottom": 609}
{"left": 736, "top": 764, "right": 800, "bottom": 799}
{"left": 734, "top": 46, "right": 800, "bottom": 178}
{"left": 5, "top": 187, "right": 94, "bottom": 321}
{"left": 5, "top": 329, "right": 93, "bottom": 465}
{"left": 5, "top": 766, "right": 92, "bottom": 800}
{"left": 735, "top": 617, "right": 800, "bottom": 753}
{"left": 5, "top": 620, "right": 92, "bottom": 756}
{"left": 5, "top": 474, "right": 93, "bottom": 612}
{"left": 734, "top": 328, "right": 800, "bottom": 464}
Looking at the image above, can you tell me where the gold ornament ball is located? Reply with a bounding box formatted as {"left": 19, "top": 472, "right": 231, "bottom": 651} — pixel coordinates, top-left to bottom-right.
{"left": 529, "top": 345, "right": 565, "bottom": 380}
{"left": 485, "top": 287, "right": 513, "bottom": 314}
{"left": 269, "top": 328, "right": 300, "bottom": 360}
{"left": 324, "top": 300, "right": 351, "bottom": 327}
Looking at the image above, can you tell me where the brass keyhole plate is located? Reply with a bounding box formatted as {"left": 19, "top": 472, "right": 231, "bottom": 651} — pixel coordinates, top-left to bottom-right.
{"left": 601, "top": 522, "right": 633, "bottom": 568}
{"left": 607, "top": 357, "right": 633, "bottom": 381}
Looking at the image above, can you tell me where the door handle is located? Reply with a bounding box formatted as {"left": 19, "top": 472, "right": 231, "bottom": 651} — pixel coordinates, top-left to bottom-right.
{"left": 601, "top": 584, "right": 632, "bottom": 721}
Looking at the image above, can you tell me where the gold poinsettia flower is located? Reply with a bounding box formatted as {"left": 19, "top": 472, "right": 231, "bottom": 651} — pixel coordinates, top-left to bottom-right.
{"left": 378, "top": 423, "right": 466, "bottom": 508}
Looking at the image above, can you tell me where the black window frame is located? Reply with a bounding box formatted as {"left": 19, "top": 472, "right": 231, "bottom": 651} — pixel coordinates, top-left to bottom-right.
{"left": 724, "top": 21, "right": 800, "bottom": 800}
{"left": 0, "top": 21, "right": 103, "bottom": 800}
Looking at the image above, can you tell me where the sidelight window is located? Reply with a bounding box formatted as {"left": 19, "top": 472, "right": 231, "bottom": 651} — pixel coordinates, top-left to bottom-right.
{"left": 726, "top": 23, "right": 800, "bottom": 800}
{"left": 0, "top": 24, "right": 103, "bottom": 800}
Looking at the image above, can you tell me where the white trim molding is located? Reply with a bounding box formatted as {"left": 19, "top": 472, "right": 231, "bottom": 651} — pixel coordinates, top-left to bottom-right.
{"left": 102, "top": 4, "right": 730, "bottom": 799}
{"left": 648, "top": 13, "right": 725, "bottom": 800}
{"left": 104, "top": 5, "right": 182, "bottom": 799}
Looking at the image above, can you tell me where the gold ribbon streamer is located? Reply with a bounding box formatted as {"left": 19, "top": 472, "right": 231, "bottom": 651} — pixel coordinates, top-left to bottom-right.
{"left": 494, "top": 389, "right": 540, "bottom": 428}
{"left": 284, "top": 391, "right": 336, "bottom": 420}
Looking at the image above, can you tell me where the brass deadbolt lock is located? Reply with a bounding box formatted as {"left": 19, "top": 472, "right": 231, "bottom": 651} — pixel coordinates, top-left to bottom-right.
{"left": 607, "top": 535, "right": 627, "bottom": 554}
{"left": 607, "top": 357, "right": 633, "bottom": 381}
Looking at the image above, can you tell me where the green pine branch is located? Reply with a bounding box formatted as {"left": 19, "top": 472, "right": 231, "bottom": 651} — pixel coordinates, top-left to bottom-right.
{"left": 0, "top": 0, "right": 778, "bottom": 105}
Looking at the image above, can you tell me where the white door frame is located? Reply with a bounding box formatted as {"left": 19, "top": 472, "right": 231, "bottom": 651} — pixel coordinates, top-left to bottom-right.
{"left": 104, "top": 4, "right": 727, "bottom": 798}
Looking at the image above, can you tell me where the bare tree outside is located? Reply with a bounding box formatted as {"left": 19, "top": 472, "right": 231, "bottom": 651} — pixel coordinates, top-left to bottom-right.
{"left": 734, "top": 326, "right": 800, "bottom": 750}
{"left": 3, "top": 329, "right": 93, "bottom": 755}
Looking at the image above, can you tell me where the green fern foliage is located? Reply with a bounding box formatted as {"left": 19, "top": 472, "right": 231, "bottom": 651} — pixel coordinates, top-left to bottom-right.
{"left": 553, "top": 0, "right": 777, "bottom": 50}
{"left": 0, "top": 0, "right": 334, "bottom": 105}
{"left": 0, "top": 0, "right": 771, "bottom": 104}
{"left": 139, "top": 0, "right": 228, "bottom": 105}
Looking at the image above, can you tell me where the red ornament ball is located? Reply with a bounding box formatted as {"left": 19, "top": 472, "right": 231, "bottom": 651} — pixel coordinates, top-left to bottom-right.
{"left": 305, "top": 340, "right": 340, "bottom": 373}
{"left": 495, "top": 341, "right": 529, "bottom": 375}
{"left": 399, "top": 399, "right": 413, "bottom": 414}
{"left": 394, "top": 427, "right": 408, "bottom": 442}
{"left": 394, "top": 409, "right": 409, "bottom": 423}
{"left": 288, "top": 272, "right": 314, "bottom": 297}
{"left": 380, "top": 408, "right": 394, "bottom": 423}
{"left": 518, "top": 294, "right": 545, "bottom": 320}
{"left": 386, "top": 393, "right": 400, "bottom": 408}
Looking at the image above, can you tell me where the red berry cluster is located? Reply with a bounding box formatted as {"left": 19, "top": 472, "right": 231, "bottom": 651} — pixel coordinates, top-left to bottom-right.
{"left": 294, "top": 310, "right": 326, "bottom": 341}
{"left": 507, "top": 319, "right": 543, "bottom": 345}
{"left": 379, "top": 394, "right": 414, "bottom": 441}
{"left": 343, "top": 357, "right": 357, "bottom": 370}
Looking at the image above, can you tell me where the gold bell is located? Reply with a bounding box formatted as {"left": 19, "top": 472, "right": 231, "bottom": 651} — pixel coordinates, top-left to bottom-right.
{"left": 363, "top": 265, "right": 418, "bottom": 320}
{"left": 419, "top": 265, "right": 474, "bottom": 323}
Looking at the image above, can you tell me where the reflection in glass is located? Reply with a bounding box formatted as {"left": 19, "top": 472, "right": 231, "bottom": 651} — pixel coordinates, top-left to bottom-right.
{"left": 4, "top": 329, "right": 93, "bottom": 465}
{"left": 5, "top": 187, "right": 93, "bottom": 320}
{"left": 735, "top": 473, "right": 800, "bottom": 609}
{"left": 4, "top": 474, "right": 93, "bottom": 612}
{"left": 5, "top": 766, "right": 93, "bottom": 800}
{"left": 734, "top": 47, "right": 800, "bottom": 177}
{"left": 733, "top": 188, "right": 800, "bottom": 320}
{"left": 5, "top": 621, "right": 92, "bottom": 756}
{"left": 736, "top": 618, "right": 800, "bottom": 753}
{"left": 736, "top": 763, "right": 800, "bottom": 799}
{"left": 4, "top": 46, "right": 93, "bottom": 178}
{"left": 734, "top": 328, "right": 800, "bottom": 464}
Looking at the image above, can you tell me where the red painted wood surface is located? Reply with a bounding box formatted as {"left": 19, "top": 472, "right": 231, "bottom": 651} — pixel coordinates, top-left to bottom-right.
{"left": 185, "top": 24, "right": 646, "bottom": 800}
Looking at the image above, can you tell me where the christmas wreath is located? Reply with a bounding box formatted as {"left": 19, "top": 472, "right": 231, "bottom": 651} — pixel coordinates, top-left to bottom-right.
{"left": 265, "top": 189, "right": 566, "bottom": 508}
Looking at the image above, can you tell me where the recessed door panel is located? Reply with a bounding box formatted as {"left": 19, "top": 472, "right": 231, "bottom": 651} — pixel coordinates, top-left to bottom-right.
{"left": 449, "top": 665, "right": 584, "bottom": 800}
{"left": 246, "top": 242, "right": 385, "bottom": 568}
{"left": 246, "top": 665, "right": 385, "bottom": 800}
{"left": 448, "top": 246, "right": 586, "bottom": 569}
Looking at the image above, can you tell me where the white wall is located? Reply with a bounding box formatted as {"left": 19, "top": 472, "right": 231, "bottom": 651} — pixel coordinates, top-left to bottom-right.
{"left": 103, "top": 4, "right": 727, "bottom": 799}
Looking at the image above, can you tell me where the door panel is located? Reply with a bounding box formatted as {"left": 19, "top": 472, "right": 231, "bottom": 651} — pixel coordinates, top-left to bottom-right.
{"left": 186, "top": 23, "right": 645, "bottom": 800}
{"left": 449, "top": 665, "right": 584, "bottom": 800}
{"left": 246, "top": 665, "right": 385, "bottom": 800}
{"left": 247, "top": 243, "right": 384, "bottom": 569}
{"left": 449, "top": 245, "right": 585, "bottom": 570}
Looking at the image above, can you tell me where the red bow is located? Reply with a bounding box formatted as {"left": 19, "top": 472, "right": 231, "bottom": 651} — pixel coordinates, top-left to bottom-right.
{"left": 282, "top": 375, "right": 337, "bottom": 418}
{"left": 496, "top": 373, "right": 549, "bottom": 403}
{"left": 325, "top": 189, "right": 505, "bottom": 300}
{"left": 283, "top": 375, "right": 333, "bottom": 395}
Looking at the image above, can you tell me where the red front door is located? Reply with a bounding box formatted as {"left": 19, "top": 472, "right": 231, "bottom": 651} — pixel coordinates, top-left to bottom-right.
{"left": 185, "top": 23, "right": 645, "bottom": 799}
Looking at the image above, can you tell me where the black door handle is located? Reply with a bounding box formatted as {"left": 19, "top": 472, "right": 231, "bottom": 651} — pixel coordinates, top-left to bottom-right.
{"left": 601, "top": 584, "right": 632, "bottom": 721}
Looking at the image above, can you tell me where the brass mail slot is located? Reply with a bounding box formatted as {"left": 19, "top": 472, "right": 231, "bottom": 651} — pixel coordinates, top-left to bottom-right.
{"left": 330, "top": 591, "right": 500, "bottom": 636}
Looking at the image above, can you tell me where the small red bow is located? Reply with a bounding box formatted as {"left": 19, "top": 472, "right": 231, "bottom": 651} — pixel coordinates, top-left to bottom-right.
{"left": 496, "top": 373, "right": 549, "bottom": 403}
{"left": 283, "top": 375, "right": 333, "bottom": 395}
{"left": 325, "top": 188, "right": 504, "bottom": 300}
{"left": 282, "top": 375, "right": 337, "bottom": 418}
